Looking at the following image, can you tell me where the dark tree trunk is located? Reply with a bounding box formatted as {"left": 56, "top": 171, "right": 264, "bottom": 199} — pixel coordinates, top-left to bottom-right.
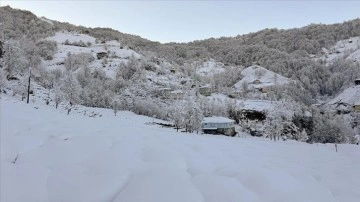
{"left": 26, "top": 69, "right": 31, "bottom": 104}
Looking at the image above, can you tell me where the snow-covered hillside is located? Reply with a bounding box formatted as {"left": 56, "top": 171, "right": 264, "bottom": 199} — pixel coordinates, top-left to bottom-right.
{"left": 195, "top": 59, "right": 226, "bottom": 76}
{"left": 322, "top": 36, "right": 360, "bottom": 63}
{"left": 328, "top": 85, "right": 360, "bottom": 106}
{"left": 1, "top": 96, "right": 360, "bottom": 202}
{"left": 44, "top": 31, "right": 141, "bottom": 78}
{"left": 234, "top": 65, "right": 291, "bottom": 90}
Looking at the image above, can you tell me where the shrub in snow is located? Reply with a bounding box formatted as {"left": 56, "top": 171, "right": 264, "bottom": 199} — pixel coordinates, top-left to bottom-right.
{"left": 117, "top": 56, "right": 143, "bottom": 80}
{"left": 132, "top": 98, "right": 166, "bottom": 120}
{"left": 64, "top": 52, "right": 93, "bottom": 72}
{"left": 60, "top": 73, "right": 81, "bottom": 105}
{"left": 35, "top": 40, "right": 57, "bottom": 60}
{"left": 53, "top": 83, "right": 63, "bottom": 109}
{"left": 310, "top": 111, "right": 355, "bottom": 143}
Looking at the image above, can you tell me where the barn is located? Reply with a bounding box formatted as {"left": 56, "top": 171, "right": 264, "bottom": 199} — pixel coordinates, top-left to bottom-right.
{"left": 201, "top": 117, "right": 236, "bottom": 136}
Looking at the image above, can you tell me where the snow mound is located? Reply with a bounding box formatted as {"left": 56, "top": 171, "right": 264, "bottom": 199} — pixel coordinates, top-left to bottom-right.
{"left": 234, "top": 65, "right": 291, "bottom": 90}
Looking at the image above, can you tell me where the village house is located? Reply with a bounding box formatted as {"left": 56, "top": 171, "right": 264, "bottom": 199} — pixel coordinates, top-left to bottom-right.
{"left": 229, "top": 89, "right": 244, "bottom": 98}
{"left": 199, "top": 85, "right": 212, "bottom": 96}
{"left": 201, "top": 117, "right": 236, "bottom": 136}
{"left": 253, "top": 79, "right": 261, "bottom": 85}
{"left": 180, "top": 78, "right": 196, "bottom": 88}
{"left": 170, "top": 89, "right": 184, "bottom": 100}
{"left": 354, "top": 101, "right": 360, "bottom": 112}
{"left": 170, "top": 67, "right": 177, "bottom": 73}
{"left": 158, "top": 88, "right": 172, "bottom": 98}
{"left": 96, "top": 52, "right": 108, "bottom": 59}
{"left": 327, "top": 79, "right": 360, "bottom": 114}
{"left": 259, "top": 86, "right": 269, "bottom": 93}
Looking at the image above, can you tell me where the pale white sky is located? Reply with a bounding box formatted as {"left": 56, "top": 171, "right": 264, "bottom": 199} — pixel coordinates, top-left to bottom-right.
{"left": 2, "top": 1, "right": 360, "bottom": 43}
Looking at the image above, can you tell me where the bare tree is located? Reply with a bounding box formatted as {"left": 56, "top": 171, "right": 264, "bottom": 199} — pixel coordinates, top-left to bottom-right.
{"left": 53, "top": 83, "right": 63, "bottom": 109}
{"left": 113, "top": 101, "right": 118, "bottom": 116}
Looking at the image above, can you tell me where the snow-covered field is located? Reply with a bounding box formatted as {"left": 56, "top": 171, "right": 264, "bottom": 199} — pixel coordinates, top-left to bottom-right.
{"left": 1, "top": 96, "right": 360, "bottom": 202}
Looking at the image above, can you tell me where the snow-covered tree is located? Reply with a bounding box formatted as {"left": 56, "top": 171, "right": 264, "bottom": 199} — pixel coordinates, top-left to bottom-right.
{"left": 183, "top": 98, "right": 203, "bottom": 133}
{"left": 53, "top": 82, "right": 63, "bottom": 109}
{"left": 112, "top": 101, "right": 118, "bottom": 116}
{"left": 35, "top": 40, "right": 57, "bottom": 60}
{"left": 264, "top": 101, "right": 300, "bottom": 141}
{"left": 61, "top": 73, "right": 80, "bottom": 105}
{"left": 64, "top": 52, "right": 93, "bottom": 72}
{"left": 0, "top": 68, "right": 7, "bottom": 91}
{"left": 311, "top": 111, "right": 354, "bottom": 143}
{"left": 76, "top": 67, "right": 91, "bottom": 88}
{"left": 3, "top": 40, "right": 26, "bottom": 78}
{"left": 169, "top": 100, "right": 185, "bottom": 132}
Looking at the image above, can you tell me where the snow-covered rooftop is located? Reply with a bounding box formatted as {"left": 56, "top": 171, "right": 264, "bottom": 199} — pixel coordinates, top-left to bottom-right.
{"left": 170, "top": 90, "right": 183, "bottom": 94}
{"left": 200, "top": 84, "right": 212, "bottom": 89}
{"left": 202, "top": 116, "right": 235, "bottom": 123}
{"left": 328, "top": 85, "right": 360, "bottom": 106}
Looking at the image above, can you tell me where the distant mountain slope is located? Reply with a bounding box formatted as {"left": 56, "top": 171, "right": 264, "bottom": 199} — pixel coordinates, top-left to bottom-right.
{"left": 0, "top": 6, "right": 158, "bottom": 48}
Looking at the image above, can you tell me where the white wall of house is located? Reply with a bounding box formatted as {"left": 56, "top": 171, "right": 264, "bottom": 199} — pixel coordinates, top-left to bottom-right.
{"left": 202, "top": 121, "right": 234, "bottom": 129}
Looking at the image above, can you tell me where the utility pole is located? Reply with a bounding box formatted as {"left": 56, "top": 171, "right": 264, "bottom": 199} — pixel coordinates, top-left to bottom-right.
{"left": 0, "top": 22, "right": 3, "bottom": 41}
{"left": 26, "top": 67, "right": 31, "bottom": 104}
{"left": 0, "top": 22, "right": 4, "bottom": 61}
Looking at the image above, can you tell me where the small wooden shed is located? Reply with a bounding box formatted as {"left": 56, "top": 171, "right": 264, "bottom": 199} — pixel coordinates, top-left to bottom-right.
{"left": 199, "top": 85, "right": 212, "bottom": 96}
{"left": 354, "top": 101, "right": 360, "bottom": 112}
